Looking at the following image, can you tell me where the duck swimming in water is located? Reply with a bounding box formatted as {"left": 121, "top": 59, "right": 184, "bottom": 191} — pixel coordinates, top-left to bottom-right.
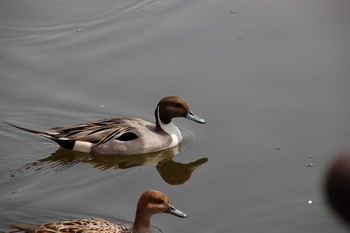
{"left": 6, "top": 96, "right": 205, "bottom": 155}
{"left": 10, "top": 190, "right": 187, "bottom": 233}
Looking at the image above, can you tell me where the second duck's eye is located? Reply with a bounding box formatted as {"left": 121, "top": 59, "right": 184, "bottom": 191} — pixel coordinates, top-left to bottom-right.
{"left": 174, "top": 103, "right": 182, "bottom": 108}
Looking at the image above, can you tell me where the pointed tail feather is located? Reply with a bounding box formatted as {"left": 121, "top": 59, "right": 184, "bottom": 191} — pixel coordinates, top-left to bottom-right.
{"left": 5, "top": 122, "right": 76, "bottom": 150}
{"left": 4, "top": 122, "right": 56, "bottom": 138}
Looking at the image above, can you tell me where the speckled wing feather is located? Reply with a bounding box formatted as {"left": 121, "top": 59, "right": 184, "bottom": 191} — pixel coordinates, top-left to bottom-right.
{"left": 35, "top": 218, "right": 129, "bottom": 233}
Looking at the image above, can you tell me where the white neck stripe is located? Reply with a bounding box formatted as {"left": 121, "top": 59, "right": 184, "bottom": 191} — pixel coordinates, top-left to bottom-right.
{"left": 156, "top": 106, "right": 182, "bottom": 146}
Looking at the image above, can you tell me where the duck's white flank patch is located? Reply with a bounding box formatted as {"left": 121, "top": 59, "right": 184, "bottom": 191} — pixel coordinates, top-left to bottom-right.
{"left": 157, "top": 106, "right": 182, "bottom": 147}
{"left": 73, "top": 141, "right": 92, "bottom": 153}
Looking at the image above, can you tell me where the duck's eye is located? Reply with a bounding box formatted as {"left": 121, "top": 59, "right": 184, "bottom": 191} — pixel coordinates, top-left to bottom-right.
{"left": 155, "top": 199, "right": 164, "bottom": 205}
{"left": 174, "top": 103, "right": 182, "bottom": 108}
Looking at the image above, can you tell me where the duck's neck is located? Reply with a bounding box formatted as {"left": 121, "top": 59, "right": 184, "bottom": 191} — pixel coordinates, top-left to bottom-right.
{"left": 130, "top": 210, "right": 152, "bottom": 233}
{"left": 155, "top": 105, "right": 164, "bottom": 130}
{"left": 155, "top": 106, "right": 182, "bottom": 146}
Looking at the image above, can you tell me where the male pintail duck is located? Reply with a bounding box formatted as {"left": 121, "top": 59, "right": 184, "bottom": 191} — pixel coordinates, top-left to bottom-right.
{"left": 6, "top": 96, "right": 205, "bottom": 155}
{"left": 11, "top": 190, "right": 187, "bottom": 233}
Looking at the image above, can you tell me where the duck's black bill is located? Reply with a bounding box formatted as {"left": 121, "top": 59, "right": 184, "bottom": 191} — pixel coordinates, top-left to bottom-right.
{"left": 185, "top": 111, "right": 206, "bottom": 124}
{"left": 165, "top": 205, "right": 188, "bottom": 218}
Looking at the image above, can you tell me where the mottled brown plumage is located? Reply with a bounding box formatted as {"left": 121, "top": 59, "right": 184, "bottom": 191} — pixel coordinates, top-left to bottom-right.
{"left": 12, "top": 218, "right": 127, "bottom": 233}
{"left": 11, "top": 190, "right": 187, "bottom": 233}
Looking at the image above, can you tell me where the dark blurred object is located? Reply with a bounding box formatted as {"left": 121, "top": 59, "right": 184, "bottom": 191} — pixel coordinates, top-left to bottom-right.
{"left": 325, "top": 150, "right": 350, "bottom": 225}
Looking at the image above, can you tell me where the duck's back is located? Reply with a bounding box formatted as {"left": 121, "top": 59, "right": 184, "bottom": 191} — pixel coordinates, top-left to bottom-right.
{"left": 52, "top": 118, "right": 139, "bottom": 142}
{"left": 13, "top": 218, "right": 128, "bottom": 233}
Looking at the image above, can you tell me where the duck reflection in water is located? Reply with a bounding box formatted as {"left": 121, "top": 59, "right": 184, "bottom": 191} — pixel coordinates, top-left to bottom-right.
{"left": 10, "top": 146, "right": 208, "bottom": 185}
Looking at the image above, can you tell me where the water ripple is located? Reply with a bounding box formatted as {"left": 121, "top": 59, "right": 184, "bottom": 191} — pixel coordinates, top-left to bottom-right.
{"left": 0, "top": 0, "right": 163, "bottom": 33}
{"left": 301, "top": 165, "right": 327, "bottom": 181}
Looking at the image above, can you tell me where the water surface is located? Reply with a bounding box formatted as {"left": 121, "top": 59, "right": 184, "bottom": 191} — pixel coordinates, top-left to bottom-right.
{"left": 1, "top": 0, "right": 350, "bottom": 232}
